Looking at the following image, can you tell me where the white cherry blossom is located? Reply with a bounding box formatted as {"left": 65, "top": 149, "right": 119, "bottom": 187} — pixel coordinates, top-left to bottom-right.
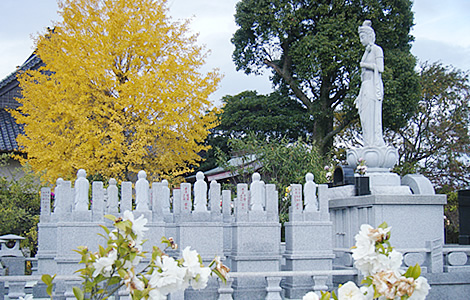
{"left": 302, "top": 291, "right": 320, "bottom": 300}
{"left": 92, "top": 249, "right": 117, "bottom": 277}
{"left": 338, "top": 281, "right": 366, "bottom": 300}
{"left": 408, "top": 277, "right": 430, "bottom": 300}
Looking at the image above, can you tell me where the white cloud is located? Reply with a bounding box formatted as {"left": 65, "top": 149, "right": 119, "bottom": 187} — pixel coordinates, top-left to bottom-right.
{"left": 1, "top": 0, "right": 469, "bottom": 99}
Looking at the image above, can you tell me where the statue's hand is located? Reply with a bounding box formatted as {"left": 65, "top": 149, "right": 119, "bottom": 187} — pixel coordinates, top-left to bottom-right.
{"left": 360, "top": 62, "right": 375, "bottom": 70}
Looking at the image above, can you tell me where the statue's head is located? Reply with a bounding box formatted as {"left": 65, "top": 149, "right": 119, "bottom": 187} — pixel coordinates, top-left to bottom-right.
{"left": 196, "top": 171, "right": 204, "bottom": 181}
{"left": 77, "top": 169, "right": 86, "bottom": 178}
{"left": 305, "top": 172, "right": 314, "bottom": 182}
{"left": 138, "top": 170, "right": 146, "bottom": 179}
{"left": 358, "top": 20, "right": 375, "bottom": 45}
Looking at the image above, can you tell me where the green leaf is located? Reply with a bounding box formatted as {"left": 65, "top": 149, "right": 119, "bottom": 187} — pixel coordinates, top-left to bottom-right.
{"left": 109, "top": 276, "right": 121, "bottom": 285}
{"left": 133, "top": 289, "right": 143, "bottom": 299}
{"left": 118, "top": 268, "right": 127, "bottom": 278}
{"left": 152, "top": 246, "right": 164, "bottom": 261}
{"left": 331, "top": 289, "right": 338, "bottom": 300}
{"left": 42, "top": 274, "right": 56, "bottom": 297}
{"left": 378, "top": 222, "right": 389, "bottom": 229}
{"left": 320, "top": 291, "right": 332, "bottom": 300}
{"left": 99, "top": 245, "right": 106, "bottom": 257}
{"left": 212, "top": 269, "right": 226, "bottom": 284}
{"left": 99, "top": 224, "right": 111, "bottom": 235}
{"left": 414, "top": 264, "right": 422, "bottom": 279}
{"left": 115, "top": 220, "right": 129, "bottom": 232}
{"left": 361, "top": 276, "right": 373, "bottom": 286}
{"left": 46, "top": 284, "right": 53, "bottom": 297}
{"left": 73, "top": 287, "right": 84, "bottom": 300}
{"left": 41, "top": 274, "right": 53, "bottom": 285}
{"left": 104, "top": 214, "right": 116, "bottom": 221}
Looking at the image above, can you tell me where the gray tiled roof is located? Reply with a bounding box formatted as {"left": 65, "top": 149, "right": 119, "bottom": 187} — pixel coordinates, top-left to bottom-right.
{"left": 0, "top": 52, "right": 41, "bottom": 153}
{"left": 0, "top": 53, "right": 42, "bottom": 89}
{"left": 0, "top": 108, "right": 23, "bottom": 152}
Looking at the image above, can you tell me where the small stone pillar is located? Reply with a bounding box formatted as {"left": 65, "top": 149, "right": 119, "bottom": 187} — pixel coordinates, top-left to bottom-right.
{"left": 92, "top": 181, "right": 105, "bottom": 222}
{"left": 74, "top": 169, "right": 89, "bottom": 211}
{"left": 120, "top": 182, "right": 133, "bottom": 213}
{"left": 222, "top": 189, "right": 233, "bottom": 267}
{"left": 143, "top": 180, "right": 166, "bottom": 254}
{"left": 37, "top": 186, "right": 58, "bottom": 275}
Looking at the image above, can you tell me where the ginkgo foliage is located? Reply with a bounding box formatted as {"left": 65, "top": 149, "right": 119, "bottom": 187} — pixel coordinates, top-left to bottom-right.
{"left": 13, "top": 0, "right": 221, "bottom": 183}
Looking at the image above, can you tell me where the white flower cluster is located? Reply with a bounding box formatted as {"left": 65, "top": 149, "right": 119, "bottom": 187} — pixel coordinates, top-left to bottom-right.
{"left": 356, "top": 158, "right": 367, "bottom": 175}
{"left": 352, "top": 224, "right": 401, "bottom": 276}
{"left": 146, "top": 247, "right": 212, "bottom": 300}
{"left": 91, "top": 210, "right": 212, "bottom": 300}
{"left": 324, "top": 165, "right": 333, "bottom": 182}
{"left": 302, "top": 223, "right": 431, "bottom": 300}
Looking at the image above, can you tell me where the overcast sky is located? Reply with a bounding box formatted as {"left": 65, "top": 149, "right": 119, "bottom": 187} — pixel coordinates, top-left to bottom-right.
{"left": 1, "top": 0, "right": 469, "bottom": 104}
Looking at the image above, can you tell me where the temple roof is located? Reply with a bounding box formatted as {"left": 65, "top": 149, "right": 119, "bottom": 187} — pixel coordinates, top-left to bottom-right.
{"left": 0, "top": 52, "right": 40, "bottom": 152}
{"left": 0, "top": 108, "right": 23, "bottom": 152}
{"left": 0, "top": 53, "right": 41, "bottom": 90}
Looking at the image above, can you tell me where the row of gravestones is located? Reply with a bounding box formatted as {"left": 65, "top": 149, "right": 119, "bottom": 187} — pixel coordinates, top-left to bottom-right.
{"left": 37, "top": 169, "right": 331, "bottom": 299}
{"left": 40, "top": 169, "right": 323, "bottom": 223}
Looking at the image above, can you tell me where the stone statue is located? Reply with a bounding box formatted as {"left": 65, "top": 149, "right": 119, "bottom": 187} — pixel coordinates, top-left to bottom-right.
{"left": 107, "top": 178, "right": 119, "bottom": 213}
{"left": 135, "top": 170, "right": 150, "bottom": 211}
{"left": 250, "top": 172, "right": 264, "bottom": 211}
{"left": 161, "top": 179, "right": 171, "bottom": 214}
{"left": 53, "top": 178, "right": 65, "bottom": 213}
{"left": 356, "top": 20, "right": 385, "bottom": 147}
{"left": 74, "top": 169, "right": 89, "bottom": 211}
{"left": 346, "top": 21, "right": 398, "bottom": 171}
{"left": 304, "top": 173, "right": 318, "bottom": 212}
{"left": 193, "top": 171, "right": 208, "bottom": 212}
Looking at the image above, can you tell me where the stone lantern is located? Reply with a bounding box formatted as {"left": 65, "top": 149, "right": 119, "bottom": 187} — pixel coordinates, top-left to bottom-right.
{"left": 0, "top": 234, "right": 26, "bottom": 275}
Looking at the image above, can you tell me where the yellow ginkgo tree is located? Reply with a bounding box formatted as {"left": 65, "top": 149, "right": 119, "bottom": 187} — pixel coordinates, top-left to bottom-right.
{"left": 13, "top": 0, "right": 221, "bottom": 183}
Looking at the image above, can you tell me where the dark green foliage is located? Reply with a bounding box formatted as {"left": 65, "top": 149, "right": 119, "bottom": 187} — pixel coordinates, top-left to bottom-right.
{"left": 0, "top": 154, "right": 42, "bottom": 256}
{"left": 218, "top": 91, "right": 313, "bottom": 140}
{"left": 232, "top": 0, "right": 419, "bottom": 154}
{"left": 389, "top": 62, "right": 470, "bottom": 243}
{"left": 199, "top": 91, "right": 314, "bottom": 171}
{"left": 391, "top": 62, "right": 470, "bottom": 190}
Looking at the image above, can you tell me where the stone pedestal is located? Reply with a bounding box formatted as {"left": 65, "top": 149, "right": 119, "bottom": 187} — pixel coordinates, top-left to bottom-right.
{"left": 347, "top": 146, "right": 398, "bottom": 172}
{"left": 55, "top": 222, "right": 106, "bottom": 274}
{"left": 144, "top": 221, "right": 166, "bottom": 254}
{"left": 177, "top": 220, "right": 224, "bottom": 300}
{"left": 229, "top": 222, "right": 281, "bottom": 300}
{"left": 329, "top": 194, "right": 447, "bottom": 250}
{"left": 37, "top": 222, "right": 58, "bottom": 275}
{"left": 283, "top": 184, "right": 334, "bottom": 298}
{"left": 1, "top": 256, "right": 25, "bottom": 275}
{"left": 283, "top": 220, "right": 334, "bottom": 298}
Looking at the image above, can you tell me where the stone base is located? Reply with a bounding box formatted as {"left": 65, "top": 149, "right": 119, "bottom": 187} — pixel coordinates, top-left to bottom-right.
{"left": 347, "top": 146, "right": 398, "bottom": 170}
{"left": 329, "top": 194, "right": 447, "bottom": 249}
{"left": 283, "top": 221, "right": 334, "bottom": 298}
{"left": 177, "top": 222, "right": 224, "bottom": 261}
{"left": 367, "top": 172, "right": 412, "bottom": 195}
